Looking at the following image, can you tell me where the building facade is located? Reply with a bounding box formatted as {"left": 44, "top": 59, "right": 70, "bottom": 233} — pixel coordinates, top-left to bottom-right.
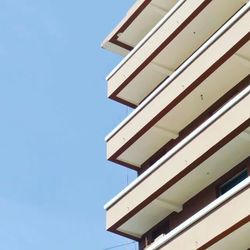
{"left": 102, "top": 0, "right": 250, "bottom": 249}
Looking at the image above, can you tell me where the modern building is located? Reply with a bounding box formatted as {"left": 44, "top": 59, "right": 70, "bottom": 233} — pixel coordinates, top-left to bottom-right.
{"left": 102, "top": 0, "right": 250, "bottom": 249}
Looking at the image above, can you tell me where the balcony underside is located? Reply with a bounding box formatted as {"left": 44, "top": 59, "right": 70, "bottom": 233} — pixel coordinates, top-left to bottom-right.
{"left": 105, "top": 88, "right": 250, "bottom": 238}
{"left": 106, "top": 10, "right": 250, "bottom": 170}
{"left": 106, "top": 0, "right": 247, "bottom": 107}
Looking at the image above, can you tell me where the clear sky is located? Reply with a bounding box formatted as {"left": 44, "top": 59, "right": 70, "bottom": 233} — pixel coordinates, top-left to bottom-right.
{"left": 0, "top": 0, "right": 137, "bottom": 249}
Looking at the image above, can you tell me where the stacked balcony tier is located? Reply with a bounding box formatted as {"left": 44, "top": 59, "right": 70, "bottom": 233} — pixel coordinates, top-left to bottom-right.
{"left": 106, "top": 0, "right": 247, "bottom": 107}
{"left": 103, "top": 0, "right": 250, "bottom": 249}
{"left": 106, "top": 5, "right": 250, "bottom": 171}
{"left": 105, "top": 85, "right": 250, "bottom": 239}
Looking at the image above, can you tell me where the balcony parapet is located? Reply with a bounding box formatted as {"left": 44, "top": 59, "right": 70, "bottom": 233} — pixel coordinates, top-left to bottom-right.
{"left": 106, "top": 4, "right": 250, "bottom": 170}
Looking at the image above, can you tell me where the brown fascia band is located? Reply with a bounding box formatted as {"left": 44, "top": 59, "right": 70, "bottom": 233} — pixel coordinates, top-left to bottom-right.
{"left": 108, "top": 117, "right": 250, "bottom": 238}
{"left": 109, "top": 0, "right": 152, "bottom": 52}
{"left": 108, "top": 33, "right": 250, "bottom": 171}
{"left": 109, "top": 0, "right": 213, "bottom": 107}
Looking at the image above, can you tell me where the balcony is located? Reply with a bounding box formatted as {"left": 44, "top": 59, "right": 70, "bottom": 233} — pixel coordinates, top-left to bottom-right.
{"left": 106, "top": 0, "right": 247, "bottom": 107}
{"left": 146, "top": 177, "right": 250, "bottom": 250}
{"left": 102, "top": 0, "right": 179, "bottom": 56}
{"left": 104, "top": 86, "right": 250, "bottom": 239}
{"left": 106, "top": 6, "right": 250, "bottom": 170}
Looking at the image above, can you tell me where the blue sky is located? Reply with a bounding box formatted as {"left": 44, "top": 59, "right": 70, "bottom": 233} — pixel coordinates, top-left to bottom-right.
{"left": 0, "top": 0, "right": 137, "bottom": 249}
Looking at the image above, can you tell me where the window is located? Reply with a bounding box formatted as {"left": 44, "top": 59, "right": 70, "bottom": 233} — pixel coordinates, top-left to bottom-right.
{"left": 218, "top": 169, "right": 248, "bottom": 196}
